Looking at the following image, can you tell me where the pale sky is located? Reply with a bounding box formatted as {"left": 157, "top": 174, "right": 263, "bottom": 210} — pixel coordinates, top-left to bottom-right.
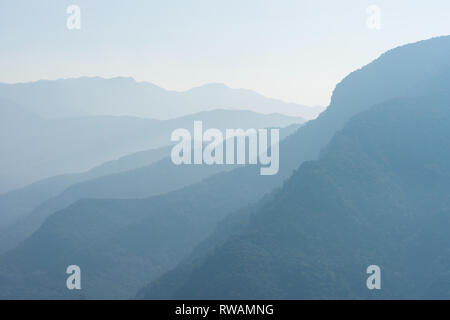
{"left": 1, "top": 0, "right": 450, "bottom": 106}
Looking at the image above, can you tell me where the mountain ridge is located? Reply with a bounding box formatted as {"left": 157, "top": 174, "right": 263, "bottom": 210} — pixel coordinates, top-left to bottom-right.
{"left": 1, "top": 36, "right": 450, "bottom": 299}
{"left": 0, "top": 105, "right": 303, "bottom": 193}
{"left": 0, "top": 77, "right": 323, "bottom": 120}
{"left": 139, "top": 95, "right": 450, "bottom": 299}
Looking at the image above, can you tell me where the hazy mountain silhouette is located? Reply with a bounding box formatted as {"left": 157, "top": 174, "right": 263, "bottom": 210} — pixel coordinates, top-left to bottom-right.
{"left": 0, "top": 105, "right": 303, "bottom": 193}
{"left": 134, "top": 35, "right": 450, "bottom": 299}
{"left": 0, "top": 77, "right": 323, "bottom": 120}
{"left": 139, "top": 96, "right": 450, "bottom": 299}
{"left": 0, "top": 125, "right": 299, "bottom": 299}
{"left": 0, "top": 156, "right": 235, "bottom": 256}
{"left": 1, "top": 36, "right": 450, "bottom": 299}
{"left": 0, "top": 145, "right": 170, "bottom": 234}
{"left": 0, "top": 118, "right": 300, "bottom": 254}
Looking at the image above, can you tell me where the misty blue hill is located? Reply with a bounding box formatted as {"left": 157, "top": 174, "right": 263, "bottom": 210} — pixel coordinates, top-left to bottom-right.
{"left": 0, "top": 105, "right": 303, "bottom": 193}
{"left": 134, "top": 35, "right": 450, "bottom": 299}
{"left": 1, "top": 36, "right": 450, "bottom": 299}
{"left": 0, "top": 158, "right": 236, "bottom": 257}
{"left": 0, "top": 77, "right": 323, "bottom": 120}
{"left": 0, "top": 117, "right": 301, "bottom": 255}
{"left": 139, "top": 96, "right": 450, "bottom": 299}
{"left": 0, "top": 145, "right": 170, "bottom": 234}
{"left": 0, "top": 124, "right": 299, "bottom": 299}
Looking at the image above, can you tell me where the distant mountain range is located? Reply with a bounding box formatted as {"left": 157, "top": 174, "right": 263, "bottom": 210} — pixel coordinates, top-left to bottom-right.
{"left": 0, "top": 145, "right": 170, "bottom": 234}
{"left": 0, "top": 124, "right": 300, "bottom": 299}
{"left": 1, "top": 36, "right": 449, "bottom": 299}
{"left": 1, "top": 36, "right": 450, "bottom": 300}
{"left": 0, "top": 78, "right": 324, "bottom": 120}
{"left": 0, "top": 119, "right": 300, "bottom": 253}
{"left": 0, "top": 103, "right": 303, "bottom": 193}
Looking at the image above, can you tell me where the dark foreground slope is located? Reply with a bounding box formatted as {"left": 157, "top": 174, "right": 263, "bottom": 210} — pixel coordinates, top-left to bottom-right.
{"left": 140, "top": 96, "right": 450, "bottom": 299}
